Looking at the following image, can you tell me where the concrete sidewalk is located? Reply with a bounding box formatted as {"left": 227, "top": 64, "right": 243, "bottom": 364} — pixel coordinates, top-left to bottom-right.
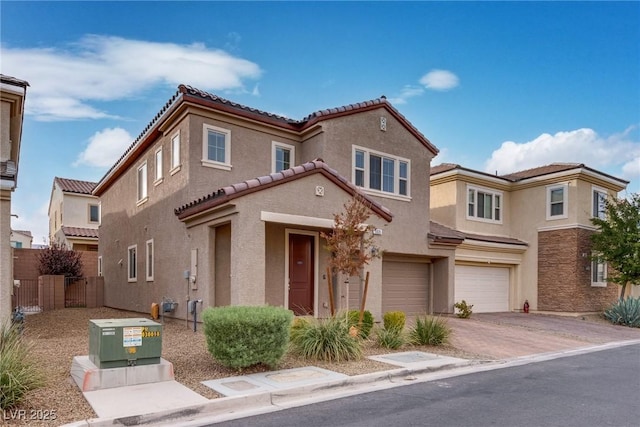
{"left": 63, "top": 313, "right": 640, "bottom": 427}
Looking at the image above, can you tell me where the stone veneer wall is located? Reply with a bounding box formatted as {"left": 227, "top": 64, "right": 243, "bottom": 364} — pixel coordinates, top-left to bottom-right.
{"left": 538, "top": 228, "right": 618, "bottom": 312}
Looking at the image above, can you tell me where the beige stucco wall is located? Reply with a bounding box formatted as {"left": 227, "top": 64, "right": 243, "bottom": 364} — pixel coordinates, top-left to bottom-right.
{"left": 0, "top": 191, "right": 12, "bottom": 322}
{"left": 1, "top": 102, "right": 10, "bottom": 161}
{"left": 10, "top": 230, "right": 31, "bottom": 248}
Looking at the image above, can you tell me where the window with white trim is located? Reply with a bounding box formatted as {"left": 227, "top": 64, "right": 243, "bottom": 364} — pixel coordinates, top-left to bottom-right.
{"left": 591, "top": 257, "right": 607, "bottom": 287}
{"left": 272, "top": 141, "right": 295, "bottom": 173}
{"left": 171, "top": 132, "right": 180, "bottom": 172}
{"left": 146, "top": 239, "right": 154, "bottom": 281}
{"left": 352, "top": 146, "right": 410, "bottom": 198}
{"left": 202, "top": 124, "right": 231, "bottom": 170}
{"left": 88, "top": 204, "right": 100, "bottom": 223}
{"left": 98, "top": 256, "right": 103, "bottom": 277}
{"left": 127, "top": 245, "right": 137, "bottom": 282}
{"left": 137, "top": 162, "right": 148, "bottom": 203}
{"left": 467, "top": 186, "right": 502, "bottom": 222}
{"left": 592, "top": 187, "right": 607, "bottom": 220}
{"left": 155, "top": 148, "right": 163, "bottom": 182}
{"left": 546, "top": 184, "right": 568, "bottom": 220}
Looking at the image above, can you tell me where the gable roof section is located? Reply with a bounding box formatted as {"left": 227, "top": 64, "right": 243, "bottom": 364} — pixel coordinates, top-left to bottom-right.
{"left": 11, "top": 230, "right": 32, "bottom": 238}
{"left": 62, "top": 226, "right": 99, "bottom": 239}
{"left": 175, "top": 159, "right": 393, "bottom": 222}
{"left": 94, "top": 85, "right": 437, "bottom": 196}
{"left": 55, "top": 177, "right": 97, "bottom": 195}
{"left": 431, "top": 162, "right": 628, "bottom": 188}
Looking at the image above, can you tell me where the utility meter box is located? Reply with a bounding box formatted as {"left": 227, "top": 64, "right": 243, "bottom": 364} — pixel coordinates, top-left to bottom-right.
{"left": 89, "top": 318, "right": 162, "bottom": 369}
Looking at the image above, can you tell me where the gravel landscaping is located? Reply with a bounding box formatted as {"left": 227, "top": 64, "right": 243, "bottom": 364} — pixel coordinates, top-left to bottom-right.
{"left": 5, "top": 307, "right": 486, "bottom": 426}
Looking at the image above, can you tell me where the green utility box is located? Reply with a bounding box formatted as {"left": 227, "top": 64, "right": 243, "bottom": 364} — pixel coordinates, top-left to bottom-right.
{"left": 89, "top": 318, "right": 162, "bottom": 369}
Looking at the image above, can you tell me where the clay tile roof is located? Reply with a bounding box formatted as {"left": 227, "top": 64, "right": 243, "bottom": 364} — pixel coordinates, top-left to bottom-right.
{"left": 55, "top": 177, "right": 97, "bottom": 195}
{"left": 430, "top": 163, "right": 461, "bottom": 175}
{"left": 0, "top": 74, "right": 30, "bottom": 88}
{"left": 461, "top": 231, "right": 528, "bottom": 246}
{"left": 61, "top": 226, "right": 99, "bottom": 239}
{"left": 500, "top": 163, "right": 585, "bottom": 181}
{"left": 175, "top": 159, "right": 393, "bottom": 222}
{"left": 428, "top": 221, "right": 465, "bottom": 244}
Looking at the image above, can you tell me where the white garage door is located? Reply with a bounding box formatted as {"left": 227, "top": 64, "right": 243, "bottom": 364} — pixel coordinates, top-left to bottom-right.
{"left": 455, "top": 265, "right": 510, "bottom": 313}
{"left": 382, "top": 261, "right": 429, "bottom": 315}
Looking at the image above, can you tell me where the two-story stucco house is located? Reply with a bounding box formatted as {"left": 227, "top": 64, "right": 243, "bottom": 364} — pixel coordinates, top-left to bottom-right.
{"left": 1, "top": 74, "right": 28, "bottom": 323}
{"left": 94, "top": 85, "right": 461, "bottom": 320}
{"left": 48, "top": 177, "right": 100, "bottom": 251}
{"left": 10, "top": 229, "right": 32, "bottom": 248}
{"left": 430, "top": 163, "right": 628, "bottom": 313}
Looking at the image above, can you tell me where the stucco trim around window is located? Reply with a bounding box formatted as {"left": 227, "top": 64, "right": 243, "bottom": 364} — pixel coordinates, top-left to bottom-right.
{"left": 154, "top": 147, "right": 164, "bottom": 185}
{"left": 546, "top": 183, "right": 568, "bottom": 220}
{"left": 202, "top": 124, "right": 232, "bottom": 171}
{"left": 590, "top": 256, "right": 607, "bottom": 287}
{"left": 272, "top": 141, "right": 296, "bottom": 173}
{"left": 591, "top": 185, "right": 608, "bottom": 220}
{"left": 351, "top": 145, "right": 411, "bottom": 201}
{"left": 137, "top": 162, "right": 148, "bottom": 206}
{"left": 127, "top": 244, "right": 137, "bottom": 282}
{"left": 170, "top": 131, "right": 181, "bottom": 175}
{"left": 146, "top": 239, "right": 154, "bottom": 282}
{"left": 466, "top": 184, "right": 503, "bottom": 224}
{"left": 88, "top": 203, "right": 100, "bottom": 224}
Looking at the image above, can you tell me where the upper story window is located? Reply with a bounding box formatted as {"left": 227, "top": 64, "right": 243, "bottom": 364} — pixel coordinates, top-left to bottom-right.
{"left": 202, "top": 124, "right": 231, "bottom": 170}
{"left": 592, "top": 187, "right": 607, "bottom": 219}
{"left": 467, "top": 186, "right": 502, "bottom": 223}
{"left": 88, "top": 204, "right": 100, "bottom": 223}
{"left": 352, "top": 145, "right": 410, "bottom": 199}
{"left": 137, "top": 162, "right": 148, "bottom": 204}
{"left": 546, "top": 183, "right": 568, "bottom": 220}
{"left": 128, "top": 244, "right": 137, "bottom": 282}
{"left": 155, "top": 148, "right": 163, "bottom": 183}
{"left": 272, "top": 141, "right": 295, "bottom": 173}
{"left": 170, "top": 132, "right": 181, "bottom": 173}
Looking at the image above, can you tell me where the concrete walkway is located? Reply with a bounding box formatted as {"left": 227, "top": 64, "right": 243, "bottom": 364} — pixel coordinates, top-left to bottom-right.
{"left": 65, "top": 313, "right": 640, "bottom": 427}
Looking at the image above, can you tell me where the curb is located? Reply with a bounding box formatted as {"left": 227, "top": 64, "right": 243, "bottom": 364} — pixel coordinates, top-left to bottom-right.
{"left": 64, "top": 339, "right": 640, "bottom": 427}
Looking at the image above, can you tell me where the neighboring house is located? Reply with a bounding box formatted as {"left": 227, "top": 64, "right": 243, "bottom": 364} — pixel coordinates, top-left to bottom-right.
{"left": 430, "top": 163, "right": 628, "bottom": 313}
{"left": 10, "top": 229, "right": 32, "bottom": 248}
{"left": 1, "top": 74, "right": 28, "bottom": 323}
{"left": 94, "top": 85, "right": 461, "bottom": 319}
{"left": 48, "top": 177, "right": 100, "bottom": 251}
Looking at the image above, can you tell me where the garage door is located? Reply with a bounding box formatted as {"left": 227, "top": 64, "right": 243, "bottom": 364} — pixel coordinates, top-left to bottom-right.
{"left": 455, "top": 265, "right": 509, "bottom": 313}
{"left": 382, "top": 261, "right": 429, "bottom": 315}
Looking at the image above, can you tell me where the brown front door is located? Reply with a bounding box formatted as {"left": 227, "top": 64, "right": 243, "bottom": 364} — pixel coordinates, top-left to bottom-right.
{"left": 288, "top": 234, "right": 314, "bottom": 315}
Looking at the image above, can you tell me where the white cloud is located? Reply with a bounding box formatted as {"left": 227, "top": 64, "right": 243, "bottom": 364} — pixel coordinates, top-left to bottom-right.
{"left": 1, "top": 35, "right": 262, "bottom": 121}
{"left": 419, "top": 69, "right": 460, "bottom": 91}
{"left": 388, "top": 85, "right": 424, "bottom": 105}
{"left": 484, "top": 127, "right": 640, "bottom": 181}
{"left": 75, "top": 127, "right": 133, "bottom": 168}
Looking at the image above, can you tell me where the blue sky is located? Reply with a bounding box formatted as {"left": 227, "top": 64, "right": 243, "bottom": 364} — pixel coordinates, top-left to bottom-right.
{"left": 2, "top": 1, "right": 639, "bottom": 244}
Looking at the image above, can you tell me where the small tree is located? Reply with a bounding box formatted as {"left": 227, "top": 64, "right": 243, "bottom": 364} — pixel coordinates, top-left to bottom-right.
{"left": 37, "top": 241, "right": 84, "bottom": 278}
{"left": 590, "top": 193, "right": 640, "bottom": 299}
{"left": 321, "top": 195, "right": 381, "bottom": 319}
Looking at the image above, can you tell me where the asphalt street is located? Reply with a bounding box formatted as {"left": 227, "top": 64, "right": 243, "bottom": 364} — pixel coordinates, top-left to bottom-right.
{"left": 208, "top": 344, "right": 640, "bottom": 427}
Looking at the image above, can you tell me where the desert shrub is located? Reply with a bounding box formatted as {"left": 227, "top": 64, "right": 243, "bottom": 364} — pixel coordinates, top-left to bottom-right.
{"left": 37, "top": 241, "right": 83, "bottom": 278}
{"left": 202, "top": 305, "right": 293, "bottom": 369}
{"left": 383, "top": 311, "right": 406, "bottom": 332}
{"left": 604, "top": 297, "right": 640, "bottom": 328}
{"left": 0, "top": 322, "right": 44, "bottom": 409}
{"left": 375, "top": 326, "right": 405, "bottom": 350}
{"left": 454, "top": 300, "right": 474, "bottom": 319}
{"left": 346, "top": 309, "right": 374, "bottom": 339}
{"left": 289, "top": 314, "right": 362, "bottom": 362}
{"left": 409, "top": 315, "right": 451, "bottom": 346}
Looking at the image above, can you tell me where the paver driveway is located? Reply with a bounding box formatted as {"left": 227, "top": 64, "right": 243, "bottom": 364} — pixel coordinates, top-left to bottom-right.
{"left": 446, "top": 313, "right": 640, "bottom": 359}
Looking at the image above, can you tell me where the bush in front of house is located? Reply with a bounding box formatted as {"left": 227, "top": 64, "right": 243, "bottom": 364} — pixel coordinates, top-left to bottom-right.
{"left": 0, "top": 322, "right": 44, "bottom": 409}
{"left": 202, "top": 305, "right": 293, "bottom": 369}
{"left": 409, "top": 315, "right": 451, "bottom": 346}
{"left": 453, "top": 300, "right": 474, "bottom": 318}
{"left": 346, "top": 309, "right": 374, "bottom": 339}
{"left": 383, "top": 311, "right": 406, "bottom": 332}
{"left": 604, "top": 297, "right": 640, "bottom": 328}
{"left": 289, "top": 313, "right": 362, "bottom": 362}
{"left": 375, "top": 325, "right": 406, "bottom": 350}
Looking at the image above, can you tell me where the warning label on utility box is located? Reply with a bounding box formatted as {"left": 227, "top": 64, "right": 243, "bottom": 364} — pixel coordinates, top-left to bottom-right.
{"left": 123, "top": 327, "right": 143, "bottom": 347}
